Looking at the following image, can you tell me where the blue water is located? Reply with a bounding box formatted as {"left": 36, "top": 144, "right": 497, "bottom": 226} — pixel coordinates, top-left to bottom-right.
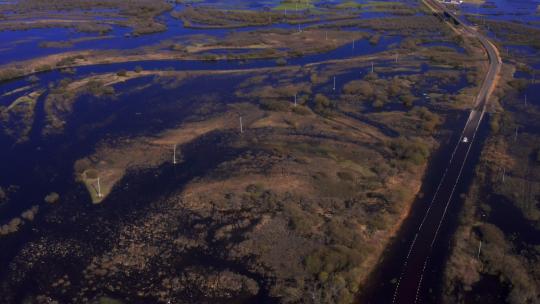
{"left": 460, "top": 0, "right": 540, "bottom": 27}
{"left": 459, "top": 0, "right": 540, "bottom": 68}
{"left": 0, "top": 33, "right": 403, "bottom": 109}
{"left": 0, "top": 0, "right": 411, "bottom": 65}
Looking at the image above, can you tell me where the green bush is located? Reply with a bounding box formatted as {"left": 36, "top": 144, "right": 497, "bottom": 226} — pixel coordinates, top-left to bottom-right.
{"left": 343, "top": 80, "right": 374, "bottom": 97}
{"left": 314, "top": 93, "right": 332, "bottom": 111}
{"left": 390, "top": 137, "right": 430, "bottom": 165}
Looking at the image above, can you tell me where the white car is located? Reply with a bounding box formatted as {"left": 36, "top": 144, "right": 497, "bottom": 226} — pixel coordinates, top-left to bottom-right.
{"left": 462, "top": 137, "right": 469, "bottom": 143}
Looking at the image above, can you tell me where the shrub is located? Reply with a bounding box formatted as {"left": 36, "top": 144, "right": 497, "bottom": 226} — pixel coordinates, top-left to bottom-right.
{"left": 343, "top": 80, "right": 374, "bottom": 97}
{"left": 116, "top": 69, "right": 128, "bottom": 77}
{"left": 304, "top": 254, "right": 322, "bottom": 274}
{"left": 87, "top": 80, "right": 115, "bottom": 96}
{"left": 400, "top": 94, "right": 416, "bottom": 107}
{"left": 246, "top": 183, "right": 264, "bottom": 194}
{"left": 276, "top": 58, "right": 287, "bottom": 66}
{"left": 27, "top": 75, "right": 40, "bottom": 83}
{"left": 390, "top": 137, "right": 430, "bottom": 165}
{"left": 56, "top": 56, "right": 78, "bottom": 67}
{"left": 260, "top": 100, "right": 289, "bottom": 111}
{"left": 44, "top": 192, "right": 60, "bottom": 204}
{"left": 508, "top": 79, "right": 528, "bottom": 91}
{"left": 201, "top": 53, "right": 218, "bottom": 61}
{"left": 490, "top": 114, "right": 501, "bottom": 134}
{"left": 409, "top": 107, "right": 441, "bottom": 133}
{"left": 369, "top": 34, "right": 381, "bottom": 45}
{"left": 314, "top": 94, "right": 332, "bottom": 110}
{"left": 337, "top": 171, "right": 354, "bottom": 181}
{"left": 74, "top": 159, "right": 91, "bottom": 174}
{"left": 372, "top": 99, "right": 384, "bottom": 108}
{"left": 85, "top": 169, "right": 99, "bottom": 179}
{"left": 292, "top": 105, "right": 310, "bottom": 115}
{"left": 170, "top": 44, "right": 184, "bottom": 51}
{"left": 36, "top": 64, "right": 52, "bottom": 72}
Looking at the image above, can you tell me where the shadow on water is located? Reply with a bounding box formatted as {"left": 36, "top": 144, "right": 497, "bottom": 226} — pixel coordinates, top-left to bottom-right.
{"left": 0, "top": 71, "right": 244, "bottom": 220}
{"left": 9, "top": 129, "right": 279, "bottom": 303}
{"left": 0, "top": 73, "right": 245, "bottom": 272}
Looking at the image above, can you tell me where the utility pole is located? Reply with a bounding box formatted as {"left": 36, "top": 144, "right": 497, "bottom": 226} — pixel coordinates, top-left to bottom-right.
{"left": 294, "top": 94, "right": 297, "bottom": 107}
{"left": 239, "top": 116, "right": 244, "bottom": 134}
{"left": 97, "top": 177, "right": 103, "bottom": 198}
{"left": 477, "top": 240, "right": 482, "bottom": 259}
{"left": 371, "top": 61, "right": 374, "bottom": 73}
{"left": 173, "top": 144, "right": 177, "bottom": 165}
{"left": 325, "top": 31, "right": 328, "bottom": 41}
{"left": 352, "top": 39, "right": 355, "bottom": 49}
{"left": 333, "top": 76, "right": 336, "bottom": 91}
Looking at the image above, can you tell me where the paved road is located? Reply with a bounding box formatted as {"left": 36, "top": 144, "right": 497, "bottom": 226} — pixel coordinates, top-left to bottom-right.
{"left": 390, "top": 1, "right": 502, "bottom": 303}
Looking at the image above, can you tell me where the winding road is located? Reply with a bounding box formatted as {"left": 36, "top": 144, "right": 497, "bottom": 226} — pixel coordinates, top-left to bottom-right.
{"left": 390, "top": 0, "right": 502, "bottom": 303}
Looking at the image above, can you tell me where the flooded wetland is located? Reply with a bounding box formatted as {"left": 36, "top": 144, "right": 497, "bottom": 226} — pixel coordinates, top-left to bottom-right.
{"left": 0, "top": 0, "right": 538, "bottom": 303}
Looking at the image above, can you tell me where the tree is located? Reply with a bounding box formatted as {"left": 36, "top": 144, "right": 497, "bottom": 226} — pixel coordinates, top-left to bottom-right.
{"left": 490, "top": 114, "right": 501, "bottom": 134}
{"left": 400, "top": 94, "right": 415, "bottom": 107}
{"left": 314, "top": 94, "right": 334, "bottom": 113}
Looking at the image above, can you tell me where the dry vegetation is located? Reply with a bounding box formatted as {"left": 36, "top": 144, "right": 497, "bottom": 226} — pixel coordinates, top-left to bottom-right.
{"left": 0, "top": 0, "right": 172, "bottom": 35}
{"left": 171, "top": 4, "right": 369, "bottom": 29}
{"left": 0, "top": 2, "right": 493, "bottom": 303}
{"left": 0, "top": 59, "right": 458, "bottom": 303}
